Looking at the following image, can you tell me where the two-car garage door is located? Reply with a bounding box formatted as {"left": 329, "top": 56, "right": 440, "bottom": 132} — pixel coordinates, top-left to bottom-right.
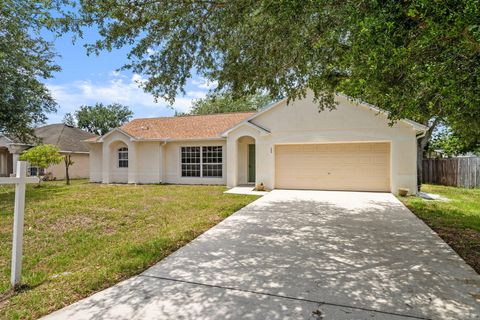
{"left": 275, "top": 142, "right": 390, "bottom": 192}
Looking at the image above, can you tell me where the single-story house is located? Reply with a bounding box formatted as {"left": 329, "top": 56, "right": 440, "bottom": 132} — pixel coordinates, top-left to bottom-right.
{"left": 0, "top": 124, "right": 98, "bottom": 179}
{"left": 87, "top": 92, "right": 427, "bottom": 194}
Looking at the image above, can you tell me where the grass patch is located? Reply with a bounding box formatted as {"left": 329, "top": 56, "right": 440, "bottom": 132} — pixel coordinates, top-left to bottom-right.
{"left": 400, "top": 184, "right": 480, "bottom": 273}
{"left": 0, "top": 180, "right": 259, "bottom": 319}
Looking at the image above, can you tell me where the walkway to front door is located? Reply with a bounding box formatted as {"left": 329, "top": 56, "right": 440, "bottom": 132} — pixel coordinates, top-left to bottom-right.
{"left": 44, "top": 190, "right": 480, "bottom": 320}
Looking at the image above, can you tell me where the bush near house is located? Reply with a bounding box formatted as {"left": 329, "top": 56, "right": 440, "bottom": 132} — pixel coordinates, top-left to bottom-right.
{"left": 400, "top": 185, "right": 480, "bottom": 274}
{"left": 0, "top": 181, "right": 259, "bottom": 319}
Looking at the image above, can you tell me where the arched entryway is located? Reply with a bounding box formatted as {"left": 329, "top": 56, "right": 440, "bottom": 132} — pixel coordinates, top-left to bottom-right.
{"left": 107, "top": 140, "right": 129, "bottom": 183}
{"left": 236, "top": 136, "right": 256, "bottom": 185}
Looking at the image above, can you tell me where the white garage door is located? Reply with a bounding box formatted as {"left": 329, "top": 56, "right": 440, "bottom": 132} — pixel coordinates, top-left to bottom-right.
{"left": 275, "top": 142, "right": 390, "bottom": 192}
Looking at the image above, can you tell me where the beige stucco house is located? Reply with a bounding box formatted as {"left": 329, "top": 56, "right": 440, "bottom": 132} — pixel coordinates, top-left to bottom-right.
{"left": 0, "top": 124, "right": 98, "bottom": 179}
{"left": 87, "top": 92, "right": 427, "bottom": 194}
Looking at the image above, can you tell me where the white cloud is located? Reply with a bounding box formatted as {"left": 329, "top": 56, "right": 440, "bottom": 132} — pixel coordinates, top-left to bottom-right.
{"left": 46, "top": 72, "right": 210, "bottom": 123}
{"left": 191, "top": 77, "right": 218, "bottom": 90}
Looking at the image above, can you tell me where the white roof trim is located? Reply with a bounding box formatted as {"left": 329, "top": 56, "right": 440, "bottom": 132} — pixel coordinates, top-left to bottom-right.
{"left": 98, "top": 128, "right": 138, "bottom": 142}
{"left": 59, "top": 150, "right": 90, "bottom": 154}
{"left": 89, "top": 134, "right": 227, "bottom": 143}
{"left": 0, "top": 135, "right": 13, "bottom": 143}
{"left": 164, "top": 137, "right": 226, "bottom": 142}
{"left": 221, "top": 120, "right": 271, "bottom": 137}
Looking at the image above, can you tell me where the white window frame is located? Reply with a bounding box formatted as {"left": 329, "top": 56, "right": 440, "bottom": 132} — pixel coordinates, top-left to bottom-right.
{"left": 180, "top": 146, "right": 223, "bottom": 178}
{"left": 118, "top": 147, "right": 129, "bottom": 168}
{"left": 28, "top": 166, "right": 44, "bottom": 177}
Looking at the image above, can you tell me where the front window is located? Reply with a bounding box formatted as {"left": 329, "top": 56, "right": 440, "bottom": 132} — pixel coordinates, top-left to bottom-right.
{"left": 28, "top": 167, "right": 44, "bottom": 176}
{"left": 181, "top": 146, "right": 201, "bottom": 177}
{"left": 202, "top": 146, "right": 223, "bottom": 177}
{"left": 181, "top": 146, "right": 222, "bottom": 178}
{"left": 118, "top": 147, "right": 128, "bottom": 168}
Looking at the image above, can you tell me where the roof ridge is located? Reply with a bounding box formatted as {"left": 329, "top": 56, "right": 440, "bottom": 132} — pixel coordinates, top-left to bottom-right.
{"left": 56, "top": 123, "right": 67, "bottom": 146}
{"left": 131, "top": 111, "right": 257, "bottom": 121}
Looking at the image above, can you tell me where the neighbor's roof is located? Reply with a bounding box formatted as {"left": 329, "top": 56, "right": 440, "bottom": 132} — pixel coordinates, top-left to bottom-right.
{"left": 93, "top": 112, "right": 255, "bottom": 141}
{"left": 34, "top": 124, "right": 98, "bottom": 152}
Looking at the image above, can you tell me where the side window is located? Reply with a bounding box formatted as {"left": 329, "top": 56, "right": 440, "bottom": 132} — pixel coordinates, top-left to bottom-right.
{"left": 118, "top": 147, "right": 128, "bottom": 168}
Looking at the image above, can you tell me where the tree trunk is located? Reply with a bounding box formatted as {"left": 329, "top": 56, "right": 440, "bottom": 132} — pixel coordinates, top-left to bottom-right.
{"left": 36, "top": 170, "right": 41, "bottom": 187}
{"left": 416, "top": 119, "right": 440, "bottom": 192}
{"left": 417, "top": 140, "right": 425, "bottom": 191}
{"left": 64, "top": 155, "right": 71, "bottom": 185}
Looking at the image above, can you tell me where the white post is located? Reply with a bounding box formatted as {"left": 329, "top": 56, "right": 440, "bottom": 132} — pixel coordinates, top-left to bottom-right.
{"left": 11, "top": 161, "right": 27, "bottom": 287}
{"left": 0, "top": 161, "right": 39, "bottom": 287}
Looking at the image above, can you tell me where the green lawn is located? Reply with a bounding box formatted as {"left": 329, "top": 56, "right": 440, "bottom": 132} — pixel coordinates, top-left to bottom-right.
{"left": 400, "top": 184, "right": 480, "bottom": 273}
{"left": 0, "top": 180, "right": 259, "bottom": 319}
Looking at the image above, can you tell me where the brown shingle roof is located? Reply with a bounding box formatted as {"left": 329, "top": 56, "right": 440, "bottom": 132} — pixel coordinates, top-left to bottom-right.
{"left": 34, "top": 124, "right": 98, "bottom": 152}
{"left": 117, "top": 112, "right": 255, "bottom": 140}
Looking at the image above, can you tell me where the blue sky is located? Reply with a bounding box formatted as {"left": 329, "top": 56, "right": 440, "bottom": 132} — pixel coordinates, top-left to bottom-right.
{"left": 44, "top": 29, "right": 213, "bottom": 124}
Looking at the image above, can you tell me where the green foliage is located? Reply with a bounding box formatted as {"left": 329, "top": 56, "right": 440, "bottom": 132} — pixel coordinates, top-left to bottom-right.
{"left": 19, "top": 144, "right": 63, "bottom": 171}
{"left": 429, "top": 130, "right": 480, "bottom": 157}
{"left": 182, "top": 92, "right": 271, "bottom": 116}
{"left": 0, "top": 0, "right": 69, "bottom": 141}
{"left": 64, "top": 103, "right": 133, "bottom": 135}
{"left": 72, "top": 0, "right": 480, "bottom": 153}
{"left": 62, "top": 113, "right": 76, "bottom": 127}
{"left": 400, "top": 184, "right": 480, "bottom": 273}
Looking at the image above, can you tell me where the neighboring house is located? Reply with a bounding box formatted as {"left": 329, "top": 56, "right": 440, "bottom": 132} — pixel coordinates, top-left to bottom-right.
{"left": 87, "top": 92, "right": 427, "bottom": 194}
{"left": 0, "top": 124, "right": 98, "bottom": 179}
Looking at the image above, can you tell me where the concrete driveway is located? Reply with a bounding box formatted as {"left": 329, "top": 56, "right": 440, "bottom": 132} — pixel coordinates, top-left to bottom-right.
{"left": 44, "top": 190, "right": 480, "bottom": 320}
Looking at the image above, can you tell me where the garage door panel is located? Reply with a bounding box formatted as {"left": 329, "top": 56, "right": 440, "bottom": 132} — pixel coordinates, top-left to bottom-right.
{"left": 275, "top": 143, "right": 390, "bottom": 192}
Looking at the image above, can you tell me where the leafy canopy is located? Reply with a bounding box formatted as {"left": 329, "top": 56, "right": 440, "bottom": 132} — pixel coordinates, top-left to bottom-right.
{"left": 63, "top": 103, "right": 133, "bottom": 135}
{"left": 72, "top": 0, "right": 480, "bottom": 152}
{"left": 20, "top": 144, "right": 63, "bottom": 170}
{"left": 0, "top": 0, "right": 66, "bottom": 141}
{"left": 182, "top": 92, "right": 271, "bottom": 116}
{"left": 429, "top": 130, "right": 480, "bottom": 157}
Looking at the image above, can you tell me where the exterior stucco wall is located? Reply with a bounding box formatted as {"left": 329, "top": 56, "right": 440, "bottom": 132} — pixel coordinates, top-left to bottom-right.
{"left": 89, "top": 133, "right": 227, "bottom": 185}
{"left": 136, "top": 141, "right": 163, "bottom": 184}
{"left": 89, "top": 144, "right": 103, "bottom": 182}
{"left": 46, "top": 153, "right": 90, "bottom": 180}
{"left": 226, "top": 92, "right": 418, "bottom": 194}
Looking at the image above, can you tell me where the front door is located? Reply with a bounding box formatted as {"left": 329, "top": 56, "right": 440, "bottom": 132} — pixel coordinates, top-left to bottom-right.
{"left": 248, "top": 144, "right": 256, "bottom": 183}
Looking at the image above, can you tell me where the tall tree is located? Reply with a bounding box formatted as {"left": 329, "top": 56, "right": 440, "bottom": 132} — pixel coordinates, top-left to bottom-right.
{"left": 184, "top": 92, "right": 271, "bottom": 116}
{"left": 0, "top": 0, "right": 64, "bottom": 141}
{"left": 64, "top": 103, "right": 133, "bottom": 135}
{"left": 73, "top": 1, "right": 480, "bottom": 186}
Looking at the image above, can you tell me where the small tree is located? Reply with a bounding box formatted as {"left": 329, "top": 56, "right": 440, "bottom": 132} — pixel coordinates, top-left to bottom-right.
{"left": 20, "top": 144, "right": 63, "bottom": 186}
{"left": 64, "top": 153, "right": 74, "bottom": 185}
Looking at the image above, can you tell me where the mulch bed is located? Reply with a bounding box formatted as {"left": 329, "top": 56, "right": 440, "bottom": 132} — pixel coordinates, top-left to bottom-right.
{"left": 434, "top": 226, "right": 480, "bottom": 274}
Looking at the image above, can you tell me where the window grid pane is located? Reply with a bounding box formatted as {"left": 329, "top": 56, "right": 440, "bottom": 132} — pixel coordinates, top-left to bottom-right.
{"left": 181, "top": 147, "right": 201, "bottom": 177}
{"left": 202, "top": 146, "right": 223, "bottom": 177}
